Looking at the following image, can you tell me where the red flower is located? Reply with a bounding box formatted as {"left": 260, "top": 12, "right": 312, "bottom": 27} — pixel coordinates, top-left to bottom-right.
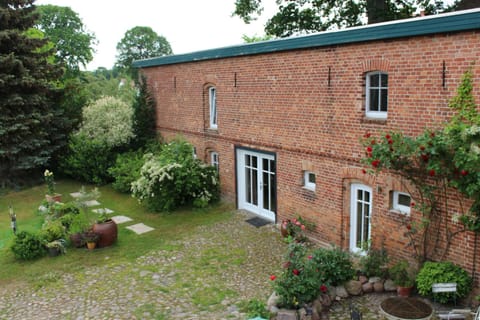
{"left": 270, "top": 274, "right": 276, "bottom": 281}
{"left": 385, "top": 134, "right": 391, "bottom": 140}
{"left": 421, "top": 154, "right": 429, "bottom": 162}
{"left": 420, "top": 145, "right": 426, "bottom": 151}
{"left": 362, "top": 169, "right": 367, "bottom": 174}
{"left": 461, "top": 170, "right": 468, "bottom": 176}
{"left": 371, "top": 159, "right": 380, "bottom": 168}
{"left": 429, "top": 169, "right": 436, "bottom": 177}
{"left": 371, "top": 139, "right": 376, "bottom": 145}
{"left": 364, "top": 132, "right": 371, "bottom": 138}
{"left": 308, "top": 255, "right": 313, "bottom": 260}
{"left": 292, "top": 269, "right": 300, "bottom": 276}
{"left": 320, "top": 285, "right": 328, "bottom": 293}
{"left": 388, "top": 139, "right": 393, "bottom": 145}
{"left": 301, "top": 224, "right": 306, "bottom": 230}
{"left": 406, "top": 224, "right": 412, "bottom": 230}
{"left": 411, "top": 202, "right": 415, "bottom": 207}
{"left": 430, "top": 132, "right": 435, "bottom": 138}
{"left": 366, "top": 146, "right": 373, "bottom": 153}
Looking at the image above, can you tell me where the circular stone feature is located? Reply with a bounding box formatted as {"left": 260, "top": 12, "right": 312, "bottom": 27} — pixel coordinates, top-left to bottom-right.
{"left": 380, "top": 297, "right": 433, "bottom": 320}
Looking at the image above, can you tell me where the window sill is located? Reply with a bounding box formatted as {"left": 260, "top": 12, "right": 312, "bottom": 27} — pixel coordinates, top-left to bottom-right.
{"left": 206, "top": 128, "right": 219, "bottom": 134}
{"left": 361, "top": 117, "right": 387, "bottom": 125}
{"left": 388, "top": 209, "right": 410, "bottom": 216}
{"left": 302, "top": 186, "right": 316, "bottom": 193}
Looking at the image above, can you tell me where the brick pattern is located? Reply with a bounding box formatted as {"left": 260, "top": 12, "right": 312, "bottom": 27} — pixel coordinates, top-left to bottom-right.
{"left": 141, "top": 30, "right": 480, "bottom": 285}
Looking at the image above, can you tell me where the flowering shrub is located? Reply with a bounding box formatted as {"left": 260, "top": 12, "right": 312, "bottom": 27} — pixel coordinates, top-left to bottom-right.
{"left": 360, "top": 70, "right": 480, "bottom": 262}
{"left": 281, "top": 216, "right": 315, "bottom": 242}
{"left": 77, "top": 96, "right": 135, "bottom": 148}
{"left": 132, "top": 139, "right": 220, "bottom": 211}
{"left": 44, "top": 169, "right": 55, "bottom": 195}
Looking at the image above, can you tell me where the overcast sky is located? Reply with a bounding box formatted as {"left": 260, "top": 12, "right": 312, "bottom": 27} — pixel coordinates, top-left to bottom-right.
{"left": 35, "top": 0, "right": 277, "bottom": 70}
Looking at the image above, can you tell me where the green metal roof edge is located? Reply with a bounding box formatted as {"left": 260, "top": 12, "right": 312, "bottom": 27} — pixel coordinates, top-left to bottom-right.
{"left": 133, "top": 9, "right": 480, "bottom": 69}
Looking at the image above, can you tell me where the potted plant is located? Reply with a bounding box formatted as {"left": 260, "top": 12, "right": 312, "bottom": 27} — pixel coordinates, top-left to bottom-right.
{"left": 45, "top": 239, "right": 67, "bottom": 257}
{"left": 44, "top": 169, "right": 62, "bottom": 203}
{"left": 389, "top": 260, "right": 416, "bottom": 297}
{"left": 82, "top": 231, "right": 99, "bottom": 250}
{"left": 68, "top": 212, "right": 90, "bottom": 248}
{"left": 92, "top": 212, "right": 118, "bottom": 248}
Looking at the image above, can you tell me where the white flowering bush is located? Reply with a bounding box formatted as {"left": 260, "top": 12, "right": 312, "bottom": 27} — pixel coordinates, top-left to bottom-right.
{"left": 132, "top": 139, "right": 220, "bottom": 211}
{"left": 77, "top": 96, "right": 135, "bottom": 148}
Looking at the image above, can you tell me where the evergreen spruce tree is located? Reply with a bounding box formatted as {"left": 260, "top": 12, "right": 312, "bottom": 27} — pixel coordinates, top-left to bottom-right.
{"left": 0, "top": 0, "right": 63, "bottom": 187}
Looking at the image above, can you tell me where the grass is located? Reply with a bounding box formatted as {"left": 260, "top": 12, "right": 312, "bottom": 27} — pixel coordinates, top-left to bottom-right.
{"left": 0, "top": 179, "right": 234, "bottom": 286}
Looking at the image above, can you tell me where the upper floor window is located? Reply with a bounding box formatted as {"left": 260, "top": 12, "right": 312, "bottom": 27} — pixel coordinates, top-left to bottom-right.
{"left": 392, "top": 191, "right": 411, "bottom": 215}
{"left": 366, "top": 71, "right": 388, "bottom": 119}
{"left": 211, "top": 152, "right": 219, "bottom": 171}
{"left": 304, "top": 171, "right": 316, "bottom": 191}
{"left": 209, "top": 87, "right": 217, "bottom": 129}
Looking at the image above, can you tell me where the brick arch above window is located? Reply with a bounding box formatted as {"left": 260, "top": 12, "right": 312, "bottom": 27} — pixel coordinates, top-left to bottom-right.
{"left": 361, "top": 59, "right": 391, "bottom": 73}
{"left": 341, "top": 166, "right": 377, "bottom": 187}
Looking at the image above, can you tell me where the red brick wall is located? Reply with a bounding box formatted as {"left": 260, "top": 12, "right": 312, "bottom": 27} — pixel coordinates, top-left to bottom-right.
{"left": 141, "top": 30, "right": 480, "bottom": 285}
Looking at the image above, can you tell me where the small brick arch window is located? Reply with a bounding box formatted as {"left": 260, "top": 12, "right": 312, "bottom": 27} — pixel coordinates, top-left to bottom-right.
{"left": 365, "top": 71, "right": 388, "bottom": 119}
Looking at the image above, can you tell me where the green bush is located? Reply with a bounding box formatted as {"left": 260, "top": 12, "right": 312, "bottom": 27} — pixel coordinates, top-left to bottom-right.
{"left": 132, "top": 139, "right": 220, "bottom": 211}
{"left": 40, "top": 220, "right": 67, "bottom": 242}
{"left": 360, "top": 247, "right": 389, "bottom": 278}
{"left": 11, "top": 231, "right": 46, "bottom": 260}
{"left": 108, "top": 150, "right": 145, "bottom": 193}
{"left": 61, "top": 133, "right": 116, "bottom": 184}
{"left": 59, "top": 213, "right": 76, "bottom": 231}
{"left": 416, "top": 261, "right": 472, "bottom": 304}
{"left": 312, "top": 246, "right": 355, "bottom": 286}
{"left": 242, "top": 299, "right": 270, "bottom": 318}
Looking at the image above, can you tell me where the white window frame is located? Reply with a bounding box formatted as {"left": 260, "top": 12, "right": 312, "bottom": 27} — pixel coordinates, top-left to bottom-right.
{"left": 303, "top": 171, "right": 316, "bottom": 191}
{"left": 392, "top": 191, "right": 411, "bottom": 215}
{"left": 209, "top": 87, "right": 217, "bottom": 129}
{"left": 211, "top": 152, "right": 219, "bottom": 171}
{"left": 365, "top": 71, "right": 388, "bottom": 119}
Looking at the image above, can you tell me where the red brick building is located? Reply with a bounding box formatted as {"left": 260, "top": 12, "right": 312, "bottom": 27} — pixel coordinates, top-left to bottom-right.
{"left": 135, "top": 9, "right": 480, "bottom": 281}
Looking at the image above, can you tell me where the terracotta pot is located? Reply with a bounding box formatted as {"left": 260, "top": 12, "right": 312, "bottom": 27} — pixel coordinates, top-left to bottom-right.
{"left": 86, "top": 241, "right": 96, "bottom": 250}
{"left": 46, "top": 194, "right": 62, "bottom": 203}
{"left": 397, "top": 286, "right": 413, "bottom": 297}
{"left": 69, "top": 233, "right": 84, "bottom": 248}
{"left": 93, "top": 219, "right": 118, "bottom": 248}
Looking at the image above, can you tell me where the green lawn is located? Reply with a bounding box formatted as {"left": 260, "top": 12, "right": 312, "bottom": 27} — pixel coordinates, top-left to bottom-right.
{"left": 0, "top": 180, "right": 235, "bottom": 286}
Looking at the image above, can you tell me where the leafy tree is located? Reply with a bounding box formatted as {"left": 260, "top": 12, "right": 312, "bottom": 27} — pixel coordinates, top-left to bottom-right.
{"left": 36, "top": 4, "right": 96, "bottom": 76}
{"left": 115, "top": 26, "right": 172, "bottom": 78}
{"left": 0, "top": 0, "right": 63, "bottom": 188}
{"left": 234, "top": 0, "right": 453, "bottom": 37}
{"left": 242, "top": 33, "right": 274, "bottom": 43}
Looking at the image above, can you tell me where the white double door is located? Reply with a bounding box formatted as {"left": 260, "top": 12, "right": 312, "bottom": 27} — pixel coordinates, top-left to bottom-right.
{"left": 236, "top": 149, "right": 276, "bottom": 221}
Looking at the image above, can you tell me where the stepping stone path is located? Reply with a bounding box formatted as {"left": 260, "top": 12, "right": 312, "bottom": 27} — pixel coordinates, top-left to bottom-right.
{"left": 92, "top": 208, "right": 114, "bottom": 214}
{"left": 111, "top": 215, "right": 133, "bottom": 224}
{"left": 126, "top": 223, "right": 155, "bottom": 235}
{"left": 66, "top": 192, "right": 156, "bottom": 235}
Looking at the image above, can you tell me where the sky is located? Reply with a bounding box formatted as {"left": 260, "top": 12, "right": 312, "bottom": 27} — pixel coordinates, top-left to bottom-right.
{"left": 35, "top": 0, "right": 277, "bottom": 70}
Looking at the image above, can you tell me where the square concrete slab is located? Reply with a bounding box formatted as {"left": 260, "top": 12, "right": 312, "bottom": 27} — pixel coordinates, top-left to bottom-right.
{"left": 70, "top": 192, "right": 83, "bottom": 198}
{"left": 92, "top": 208, "right": 114, "bottom": 214}
{"left": 111, "top": 215, "right": 133, "bottom": 224}
{"left": 126, "top": 223, "right": 155, "bottom": 235}
{"left": 82, "top": 200, "right": 100, "bottom": 207}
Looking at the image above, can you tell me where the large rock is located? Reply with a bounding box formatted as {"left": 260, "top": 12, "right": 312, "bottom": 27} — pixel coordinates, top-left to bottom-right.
{"left": 267, "top": 291, "right": 280, "bottom": 310}
{"left": 345, "top": 280, "right": 363, "bottom": 296}
{"left": 368, "top": 276, "right": 381, "bottom": 283}
{"left": 359, "top": 275, "right": 368, "bottom": 284}
{"left": 334, "top": 285, "right": 349, "bottom": 298}
{"left": 373, "top": 281, "right": 385, "bottom": 293}
{"left": 362, "top": 281, "right": 373, "bottom": 293}
{"left": 275, "top": 309, "right": 300, "bottom": 320}
{"left": 384, "top": 279, "right": 397, "bottom": 292}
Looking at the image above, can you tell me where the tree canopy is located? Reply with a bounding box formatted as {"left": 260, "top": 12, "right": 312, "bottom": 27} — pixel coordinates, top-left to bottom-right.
{"left": 115, "top": 26, "right": 172, "bottom": 78}
{"left": 234, "top": 0, "right": 460, "bottom": 37}
{"left": 0, "top": 0, "right": 64, "bottom": 187}
{"left": 36, "top": 4, "right": 96, "bottom": 75}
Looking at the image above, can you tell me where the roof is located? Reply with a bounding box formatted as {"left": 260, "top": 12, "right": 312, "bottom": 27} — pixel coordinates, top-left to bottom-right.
{"left": 134, "top": 8, "right": 480, "bottom": 69}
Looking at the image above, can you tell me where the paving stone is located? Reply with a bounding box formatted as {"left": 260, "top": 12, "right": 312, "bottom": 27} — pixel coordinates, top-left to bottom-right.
{"left": 92, "top": 208, "right": 114, "bottom": 214}
{"left": 69, "top": 192, "right": 83, "bottom": 198}
{"left": 82, "top": 200, "right": 100, "bottom": 207}
{"left": 111, "top": 215, "right": 133, "bottom": 224}
{"left": 126, "top": 223, "right": 154, "bottom": 234}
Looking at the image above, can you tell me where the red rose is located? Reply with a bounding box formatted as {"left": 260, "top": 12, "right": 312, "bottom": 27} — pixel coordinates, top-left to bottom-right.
{"left": 320, "top": 285, "right": 328, "bottom": 293}
{"left": 308, "top": 255, "right": 313, "bottom": 260}
{"left": 421, "top": 154, "right": 429, "bottom": 162}
{"left": 371, "top": 139, "right": 376, "bottom": 145}
{"left": 388, "top": 139, "right": 393, "bottom": 145}
{"left": 371, "top": 159, "right": 380, "bottom": 168}
{"left": 270, "top": 274, "right": 276, "bottom": 281}
{"left": 293, "top": 269, "right": 300, "bottom": 275}
{"left": 420, "top": 145, "right": 426, "bottom": 151}
{"left": 364, "top": 132, "right": 371, "bottom": 138}
{"left": 429, "top": 169, "right": 436, "bottom": 177}
{"left": 411, "top": 202, "right": 415, "bottom": 207}
{"left": 461, "top": 170, "right": 468, "bottom": 176}
{"left": 406, "top": 224, "right": 412, "bottom": 230}
{"left": 385, "top": 134, "right": 391, "bottom": 139}
{"left": 366, "top": 146, "right": 373, "bottom": 153}
{"left": 362, "top": 169, "right": 367, "bottom": 174}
